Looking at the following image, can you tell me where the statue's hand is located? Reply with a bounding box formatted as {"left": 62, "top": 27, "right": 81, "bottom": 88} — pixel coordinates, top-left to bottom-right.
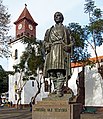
{"left": 63, "top": 45, "right": 71, "bottom": 53}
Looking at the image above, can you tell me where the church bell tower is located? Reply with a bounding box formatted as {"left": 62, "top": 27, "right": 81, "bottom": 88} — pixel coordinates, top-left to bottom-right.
{"left": 14, "top": 4, "right": 38, "bottom": 39}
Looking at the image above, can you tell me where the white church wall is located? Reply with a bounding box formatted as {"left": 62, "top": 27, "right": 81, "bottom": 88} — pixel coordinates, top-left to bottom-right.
{"left": 24, "top": 74, "right": 49, "bottom": 104}
{"left": 68, "top": 67, "right": 82, "bottom": 95}
{"left": 8, "top": 40, "right": 27, "bottom": 104}
{"left": 9, "top": 75, "right": 16, "bottom": 104}
{"left": 9, "top": 74, "right": 23, "bottom": 104}
{"left": 24, "top": 80, "right": 35, "bottom": 104}
{"left": 8, "top": 41, "right": 26, "bottom": 71}
{"left": 85, "top": 64, "right": 103, "bottom": 106}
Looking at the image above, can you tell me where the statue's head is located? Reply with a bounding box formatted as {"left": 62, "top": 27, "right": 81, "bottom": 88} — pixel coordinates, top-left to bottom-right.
{"left": 54, "top": 12, "right": 64, "bottom": 24}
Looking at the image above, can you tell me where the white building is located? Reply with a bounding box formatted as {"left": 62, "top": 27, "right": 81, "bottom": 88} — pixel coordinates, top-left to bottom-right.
{"left": 8, "top": 5, "right": 49, "bottom": 106}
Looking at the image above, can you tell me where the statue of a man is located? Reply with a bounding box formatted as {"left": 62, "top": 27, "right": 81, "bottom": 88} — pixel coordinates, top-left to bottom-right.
{"left": 43, "top": 12, "right": 74, "bottom": 97}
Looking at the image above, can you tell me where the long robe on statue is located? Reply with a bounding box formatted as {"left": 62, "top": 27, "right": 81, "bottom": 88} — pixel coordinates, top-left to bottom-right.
{"left": 43, "top": 24, "right": 72, "bottom": 77}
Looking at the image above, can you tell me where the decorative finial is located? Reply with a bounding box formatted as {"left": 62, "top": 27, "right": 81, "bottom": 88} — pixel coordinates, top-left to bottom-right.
{"left": 25, "top": 4, "right": 27, "bottom": 7}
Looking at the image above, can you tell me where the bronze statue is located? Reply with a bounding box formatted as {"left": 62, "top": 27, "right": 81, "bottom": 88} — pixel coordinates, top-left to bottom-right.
{"left": 43, "top": 12, "right": 74, "bottom": 97}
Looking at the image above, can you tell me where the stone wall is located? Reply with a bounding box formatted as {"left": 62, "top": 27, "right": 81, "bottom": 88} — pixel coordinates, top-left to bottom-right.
{"left": 32, "top": 100, "right": 82, "bottom": 119}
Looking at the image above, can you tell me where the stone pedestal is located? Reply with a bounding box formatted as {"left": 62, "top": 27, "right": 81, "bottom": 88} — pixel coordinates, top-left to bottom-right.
{"left": 32, "top": 99, "right": 82, "bottom": 119}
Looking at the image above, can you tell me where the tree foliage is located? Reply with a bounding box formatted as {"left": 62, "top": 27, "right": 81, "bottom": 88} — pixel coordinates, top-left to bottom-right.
{"left": 67, "top": 23, "right": 91, "bottom": 63}
{"left": 0, "top": 0, "right": 11, "bottom": 58}
{"left": 13, "top": 37, "right": 44, "bottom": 80}
{"left": 84, "top": 0, "right": 103, "bottom": 68}
{"left": 67, "top": 0, "right": 103, "bottom": 67}
{"left": 0, "top": 65, "right": 8, "bottom": 94}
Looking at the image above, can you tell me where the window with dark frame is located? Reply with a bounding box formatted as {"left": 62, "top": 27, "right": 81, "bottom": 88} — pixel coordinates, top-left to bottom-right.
{"left": 15, "top": 49, "right": 18, "bottom": 59}
{"left": 32, "top": 81, "right": 34, "bottom": 87}
{"left": 15, "top": 94, "right": 17, "bottom": 100}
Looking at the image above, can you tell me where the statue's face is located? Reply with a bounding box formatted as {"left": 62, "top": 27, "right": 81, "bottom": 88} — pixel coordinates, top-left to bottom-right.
{"left": 54, "top": 12, "right": 64, "bottom": 24}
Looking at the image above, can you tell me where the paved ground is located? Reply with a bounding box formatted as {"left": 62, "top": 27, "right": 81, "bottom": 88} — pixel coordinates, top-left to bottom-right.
{"left": 81, "top": 113, "right": 103, "bottom": 119}
{"left": 0, "top": 107, "right": 32, "bottom": 119}
{"left": 0, "top": 107, "right": 103, "bottom": 119}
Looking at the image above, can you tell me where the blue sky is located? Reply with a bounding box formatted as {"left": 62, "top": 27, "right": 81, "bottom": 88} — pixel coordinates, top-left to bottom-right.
{"left": 0, "top": 0, "right": 103, "bottom": 70}
{"left": 1, "top": 1, "right": 93, "bottom": 39}
{"left": 3, "top": 0, "right": 103, "bottom": 40}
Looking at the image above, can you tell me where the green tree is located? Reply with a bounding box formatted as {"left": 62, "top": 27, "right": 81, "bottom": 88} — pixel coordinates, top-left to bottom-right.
{"left": 0, "top": 65, "right": 8, "bottom": 95}
{"left": 84, "top": 0, "right": 103, "bottom": 68}
{"left": 68, "top": 23, "right": 91, "bottom": 63}
{"left": 20, "top": 37, "right": 44, "bottom": 74}
{"left": 0, "top": 0, "right": 11, "bottom": 58}
{"left": 67, "top": 0, "right": 103, "bottom": 70}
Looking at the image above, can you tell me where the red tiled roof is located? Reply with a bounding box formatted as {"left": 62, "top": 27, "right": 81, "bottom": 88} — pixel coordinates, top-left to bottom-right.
{"left": 71, "top": 62, "right": 83, "bottom": 68}
{"left": 14, "top": 5, "right": 38, "bottom": 25}
{"left": 71, "top": 55, "right": 103, "bottom": 68}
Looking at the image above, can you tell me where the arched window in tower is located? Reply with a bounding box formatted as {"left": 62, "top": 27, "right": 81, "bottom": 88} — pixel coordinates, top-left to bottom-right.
{"left": 15, "top": 49, "right": 18, "bottom": 59}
